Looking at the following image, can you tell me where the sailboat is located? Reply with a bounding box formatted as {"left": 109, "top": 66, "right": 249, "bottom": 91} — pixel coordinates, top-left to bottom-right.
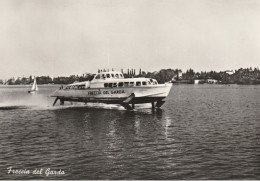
{"left": 28, "top": 76, "right": 38, "bottom": 94}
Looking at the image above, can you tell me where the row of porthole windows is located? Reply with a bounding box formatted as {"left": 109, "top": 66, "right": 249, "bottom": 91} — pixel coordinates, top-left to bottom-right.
{"left": 65, "top": 85, "right": 85, "bottom": 89}
{"left": 104, "top": 81, "right": 151, "bottom": 88}
{"left": 95, "top": 73, "right": 124, "bottom": 79}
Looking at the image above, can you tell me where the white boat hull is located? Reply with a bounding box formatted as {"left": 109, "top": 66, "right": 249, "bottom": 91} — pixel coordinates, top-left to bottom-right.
{"left": 51, "top": 83, "right": 172, "bottom": 105}
{"left": 28, "top": 90, "right": 38, "bottom": 94}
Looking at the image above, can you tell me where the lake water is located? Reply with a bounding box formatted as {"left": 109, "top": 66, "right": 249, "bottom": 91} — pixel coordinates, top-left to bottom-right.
{"left": 0, "top": 84, "right": 259, "bottom": 179}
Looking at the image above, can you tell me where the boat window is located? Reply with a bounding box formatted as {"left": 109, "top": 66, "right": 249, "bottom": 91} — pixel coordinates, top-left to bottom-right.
{"left": 119, "top": 74, "right": 123, "bottom": 78}
{"left": 111, "top": 74, "right": 114, "bottom": 78}
{"left": 89, "top": 75, "right": 95, "bottom": 81}
{"left": 109, "top": 83, "right": 113, "bottom": 88}
{"left": 78, "top": 85, "right": 85, "bottom": 89}
{"left": 102, "top": 74, "right": 106, "bottom": 79}
{"left": 142, "top": 81, "right": 147, "bottom": 86}
{"left": 124, "top": 82, "right": 129, "bottom": 87}
{"left": 106, "top": 74, "right": 111, "bottom": 78}
{"left": 147, "top": 81, "right": 151, "bottom": 85}
{"left": 150, "top": 79, "right": 158, "bottom": 85}
{"left": 115, "top": 74, "right": 119, "bottom": 78}
{"left": 129, "top": 82, "right": 134, "bottom": 86}
{"left": 113, "top": 83, "right": 117, "bottom": 87}
{"left": 95, "top": 74, "right": 101, "bottom": 79}
{"left": 104, "top": 83, "right": 108, "bottom": 87}
{"left": 118, "top": 82, "right": 123, "bottom": 87}
{"left": 136, "top": 81, "right": 141, "bottom": 86}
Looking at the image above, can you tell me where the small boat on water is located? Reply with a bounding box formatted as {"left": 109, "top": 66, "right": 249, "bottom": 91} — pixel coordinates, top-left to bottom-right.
{"left": 28, "top": 76, "right": 38, "bottom": 94}
{"left": 51, "top": 71, "right": 172, "bottom": 110}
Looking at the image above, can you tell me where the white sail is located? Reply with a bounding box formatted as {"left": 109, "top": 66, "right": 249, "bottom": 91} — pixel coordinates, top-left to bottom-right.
{"left": 35, "top": 82, "right": 38, "bottom": 91}
{"left": 31, "top": 77, "right": 38, "bottom": 91}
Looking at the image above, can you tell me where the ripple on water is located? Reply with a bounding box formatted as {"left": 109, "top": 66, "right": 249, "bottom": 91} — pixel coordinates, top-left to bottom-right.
{"left": 0, "top": 85, "right": 259, "bottom": 179}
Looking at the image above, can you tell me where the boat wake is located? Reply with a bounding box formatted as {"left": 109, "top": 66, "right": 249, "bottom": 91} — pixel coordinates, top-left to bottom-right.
{"left": 0, "top": 99, "right": 124, "bottom": 111}
{"left": 43, "top": 103, "right": 126, "bottom": 111}
{"left": 0, "top": 105, "right": 28, "bottom": 110}
{"left": 0, "top": 93, "right": 51, "bottom": 110}
{"left": 0, "top": 93, "right": 156, "bottom": 112}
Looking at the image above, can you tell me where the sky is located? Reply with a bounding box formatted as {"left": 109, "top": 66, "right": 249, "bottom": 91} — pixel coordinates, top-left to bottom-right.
{"left": 0, "top": 0, "right": 259, "bottom": 79}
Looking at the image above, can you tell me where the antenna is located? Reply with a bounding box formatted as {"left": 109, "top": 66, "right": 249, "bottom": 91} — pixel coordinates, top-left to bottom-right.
{"left": 107, "top": 48, "right": 110, "bottom": 69}
{"left": 107, "top": 38, "right": 110, "bottom": 69}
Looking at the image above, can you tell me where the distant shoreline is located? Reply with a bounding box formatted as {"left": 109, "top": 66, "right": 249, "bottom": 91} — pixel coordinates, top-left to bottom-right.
{"left": 0, "top": 83, "right": 259, "bottom": 87}
{"left": 1, "top": 67, "right": 260, "bottom": 85}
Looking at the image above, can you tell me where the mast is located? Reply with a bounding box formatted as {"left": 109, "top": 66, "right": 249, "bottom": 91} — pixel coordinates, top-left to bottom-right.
{"left": 107, "top": 38, "right": 110, "bottom": 69}
{"left": 107, "top": 48, "right": 110, "bottom": 69}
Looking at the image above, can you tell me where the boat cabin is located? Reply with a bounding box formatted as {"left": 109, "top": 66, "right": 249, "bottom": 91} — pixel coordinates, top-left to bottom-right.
{"left": 64, "top": 71, "right": 158, "bottom": 90}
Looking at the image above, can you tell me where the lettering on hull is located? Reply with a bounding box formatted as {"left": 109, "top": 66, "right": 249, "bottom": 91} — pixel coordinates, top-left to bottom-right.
{"left": 87, "top": 90, "right": 125, "bottom": 95}
{"left": 88, "top": 91, "right": 102, "bottom": 95}
{"left": 111, "top": 90, "right": 125, "bottom": 94}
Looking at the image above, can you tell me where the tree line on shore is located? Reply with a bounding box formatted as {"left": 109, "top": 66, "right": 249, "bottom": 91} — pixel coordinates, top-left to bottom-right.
{"left": 1, "top": 67, "right": 260, "bottom": 85}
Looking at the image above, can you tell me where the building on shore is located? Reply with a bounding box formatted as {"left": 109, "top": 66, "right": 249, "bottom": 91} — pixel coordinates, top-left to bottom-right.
{"left": 194, "top": 79, "right": 200, "bottom": 84}
{"left": 206, "top": 79, "right": 218, "bottom": 84}
{"left": 194, "top": 79, "right": 218, "bottom": 84}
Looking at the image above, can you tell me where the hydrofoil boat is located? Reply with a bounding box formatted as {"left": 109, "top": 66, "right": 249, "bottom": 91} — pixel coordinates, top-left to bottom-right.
{"left": 51, "top": 71, "right": 172, "bottom": 110}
